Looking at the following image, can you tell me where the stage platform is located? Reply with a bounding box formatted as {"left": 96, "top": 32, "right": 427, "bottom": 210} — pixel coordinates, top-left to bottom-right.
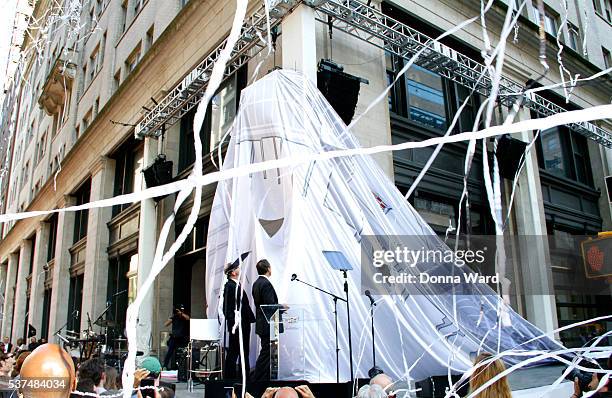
{"left": 166, "top": 364, "right": 575, "bottom": 397}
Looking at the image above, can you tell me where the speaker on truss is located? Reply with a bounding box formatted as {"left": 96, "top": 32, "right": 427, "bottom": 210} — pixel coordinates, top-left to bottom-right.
{"left": 142, "top": 154, "right": 173, "bottom": 200}
{"left": 495, "top": 134, "right": 529, "bottom": 180}
{"left": 317, "top": 59, "right": 369, "bottom": 125}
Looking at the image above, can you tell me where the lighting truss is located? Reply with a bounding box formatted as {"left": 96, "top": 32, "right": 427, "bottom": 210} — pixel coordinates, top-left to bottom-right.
{"left": 313, "top": 0, "right": 612, "bottom": 147}
{"left": 136, "top": 0, "right": 612, "bottom": 148}
{"left": 135, "top": 1, "right": 296, "bottom": 138}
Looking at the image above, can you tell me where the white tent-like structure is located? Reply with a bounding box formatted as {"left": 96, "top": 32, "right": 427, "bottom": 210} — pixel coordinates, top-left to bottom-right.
{"left": 205, "top": 70, "right": 562, "bottom": 382}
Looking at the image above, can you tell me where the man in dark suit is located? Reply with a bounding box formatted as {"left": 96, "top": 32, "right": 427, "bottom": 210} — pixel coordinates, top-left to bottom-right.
{"left": 222, "top": 261, "right": 255, "bottom": 379}
{"left": 252, "top": 259, "right": 281, "bottom": 381}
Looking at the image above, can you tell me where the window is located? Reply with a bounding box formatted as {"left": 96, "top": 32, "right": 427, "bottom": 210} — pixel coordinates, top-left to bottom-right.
{"left": 75, "top": 125, "right": 80, "bottom": 139}
{"left": 113, "top": 69, "right": 121, "bottom": 91}
{"left": 593, "top": 0, "right": 603, "bottom": 15}
{"left": 145, "top": 25, "right": 154, "bottom": 52}
{"left": 533, "top": 5, "right": 559, "bottom": 35}
{"left": 605, "top": 0, "right": 612, "bottom": 22}
{"left": 603, "top": 47, "right": 611, "bottom": 69}
{"left": 178, "top": 71, "right": 244, "bottom": 172}
{"left": 125, "top": 44, "right": 142, "bottom": 75}
{"left": 41, "top": 288, "right": 52, "bottom": 340}
{"left": 73, "top": 179, "right": 91, "bottom": 244}
{"left": 88, "top": 46, "right": 99, "bottom": 82}
{"left": 82, "top": 110, "right": 91, "bottom": 131}
{"left": 28, "top": 236, "right": 36, "bottom": 275}
{"left": 536, "top": 126, "right": 593, "bottom": 186}
{"left": 406, "top": 65, "right": 447, "bottom": 130}
{"left": 111, "top": 139, "right": 144, "bottom": 216}
{"left": 134, "top": 0, "right": 145, "bottom": 15}
{"left": 120, "top": 0, "right": 128, "bottom": 33}
{"left": 47, "top": 213, "right": 58, "bottom": 262}
{"left": 93, "top": 97, "right": 100, "bottom": 118}
{"left": 67, "top": 274, "right": 83, "bottom": 333}
{"left": 567, "top": 23, "right": 581, "bottom": 54}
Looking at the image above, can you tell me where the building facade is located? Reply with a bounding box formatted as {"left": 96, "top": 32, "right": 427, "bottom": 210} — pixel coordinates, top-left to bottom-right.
{"left": 0, "top": 0, "right": 611, "bottom": 360}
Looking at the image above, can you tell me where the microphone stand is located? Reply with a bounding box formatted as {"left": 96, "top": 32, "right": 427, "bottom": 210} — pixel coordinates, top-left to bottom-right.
{"left": 342, "top": 270, "right": 354, "bottom": 388}
{"left": 293, "top": 276, "right": 346, "bottom": 383}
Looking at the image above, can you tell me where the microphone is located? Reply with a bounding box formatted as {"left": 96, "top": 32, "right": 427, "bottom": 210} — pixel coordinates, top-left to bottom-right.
{"left": 365, "top": 290, "right": 376, "bottom": 306}
{"left": 291, "top": 274, "right": 297, "bottom": 281}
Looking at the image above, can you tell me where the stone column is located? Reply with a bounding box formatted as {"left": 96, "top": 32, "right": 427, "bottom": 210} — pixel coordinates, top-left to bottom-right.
{"left": 11, "top": 240, "right": 32, "bottom": 343}
{"left": 137, "top": 137, "right": 157, "bottom": 354}
{"left": 48, "top": 196, "right": 76, "bottom": 342}
{"left": 28, "top": 224, "right": 48, "bottom": 338}
{"left": 1, "top": 252, "right": 19, "bottom": 339}
{"left": 281, "top": 4, "right": 317, "bottom": 83}
{"left": 81, "top": 156, "right": 115, "bottom": 332}
{"left": 510, "top": 107, "right": 558, "bottom": 334}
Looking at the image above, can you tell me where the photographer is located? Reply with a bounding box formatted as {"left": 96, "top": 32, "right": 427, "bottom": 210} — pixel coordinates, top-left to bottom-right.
{"left": 162, "top": 305, "right": 190, "bottom": 370}
{"left": 571, "top": 355, "right": 612, "bottom": 398}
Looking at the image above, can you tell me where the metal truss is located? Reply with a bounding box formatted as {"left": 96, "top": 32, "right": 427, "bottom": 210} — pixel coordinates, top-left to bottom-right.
{"left": 313, "top": 0, "right": 612, "bottom": 147}
{"left": 135, "top": 2, "right": 290, "bottom": 138}
{"left": 137, "top": 0, "right": 612, "bottom": 148}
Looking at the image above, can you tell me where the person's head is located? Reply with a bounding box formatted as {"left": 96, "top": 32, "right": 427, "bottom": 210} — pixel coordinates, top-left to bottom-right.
{"left": 225, "top": 262, "right": 240, "bottom": 279}
{"left": 370, "top": 373, "right": 394, "bottom": 396}
{"left": 78, "top": 358, "right": 106, "bottom": 387}
{"left": 159, "top": 386, "right": 175, "bottom": 398}
{"left": 12, "top": 350, "right": 31, "bottom": 377}
{"left": 30, "top": 336, "right": 37, "bottom": 343}
{"left": 469, "top": 352, "right": 512, "bottom": 398}
{"left": 19, "top": 344, "right": 76, "bottom": 397}
{"left": 357, "top": 384, "right": 387, "bottom": 398}
{"left": 256, "top": 259, "right": 271, "bottom": 276}
{"left": 104, "top": 366, "right": 119, "bottom": 390}
{"left": 16, "top": 338, "right": 24, "bottom": 346}
{"left": 274, "top": 387, "right": 299, "bottom": 398}
{"left": 3, "top": 337, "right": 9, "bottom": 343}
{"left": 140, "top": 356, "right": 162, "bottom": 380}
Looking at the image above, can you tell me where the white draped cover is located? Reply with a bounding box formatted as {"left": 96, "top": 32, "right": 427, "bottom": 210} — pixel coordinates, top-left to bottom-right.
{"left": 205, "top": 70, "right": 562, "bottom": 382}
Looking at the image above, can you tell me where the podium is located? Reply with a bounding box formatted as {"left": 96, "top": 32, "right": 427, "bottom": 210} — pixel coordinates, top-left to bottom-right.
{"left": 261, "top": 304, "right": 320, "bottom": 381}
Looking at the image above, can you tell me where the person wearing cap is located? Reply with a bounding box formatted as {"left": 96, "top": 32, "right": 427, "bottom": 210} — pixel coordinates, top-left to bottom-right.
{"left": 223, "top": 261, "right": 256, "bottom": 379}
{"left": 162, "top": 305, "right": 190, "bottom": 370}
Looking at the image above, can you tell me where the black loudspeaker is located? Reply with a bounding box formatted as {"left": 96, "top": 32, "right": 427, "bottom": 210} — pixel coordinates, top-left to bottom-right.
{"left": 495, "top": 134, "right": 529, "bottom": 180}
{"left": 416, "top": 375, "right": 469, "bottom": 398}
{"left": 142, "top": 154, "right": 173, "bottom": 190}
{"left": 317, "top": 59, "right": 368, "bottom": 125}
{"left": 176, "top": 349, "right": 188, "bottom": 382}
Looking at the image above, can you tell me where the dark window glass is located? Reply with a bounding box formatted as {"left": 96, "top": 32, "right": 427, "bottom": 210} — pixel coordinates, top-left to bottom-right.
{"left": 178, "top": 105, "right": 211, "bottom": 173}
{"left": 539, "top": 128, "right": 571, "bottom": 178}
{"left": 28, "top": 236, "right": 35, "bottom": 275}
{"left": 23, "top": 296, "right": 30, "bottom": 340}
{"left": 106, "top": 256, "right": 130, "bottom": 333}
{"left": 112, "top": 140, "right": 144, "bottom": 216}
{"left": 41, "top": 288, "right": 52, "bottom": 340}
{"left": 73, "top": 180, "right": 91, "bottom": 244}
{"left": 47, "top": 214, "right": 58, "bottom": 262}
{"left": 536, "top": 126, "right": 593, "bottom": 187}
{"left": 67, "top": 274, "right": 84, "bottom": 333}
{"left": 406, "top": 65, "right": 447, "bottom": 130}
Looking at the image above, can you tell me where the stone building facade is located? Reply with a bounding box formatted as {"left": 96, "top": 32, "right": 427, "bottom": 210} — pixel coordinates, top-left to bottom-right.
{"left": 0, "top": 0, "right": 610, "bottom": 359}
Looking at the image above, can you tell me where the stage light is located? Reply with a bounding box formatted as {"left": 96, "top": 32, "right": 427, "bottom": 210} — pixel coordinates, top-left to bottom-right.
{"left": 269, "top": 0, "right": 298, "bottom": 18}
{"left": 495, "top": 134, "right": 529, "bottom": 180}
{"left": 317, "top": 59, "right": 369, "bottom": 125}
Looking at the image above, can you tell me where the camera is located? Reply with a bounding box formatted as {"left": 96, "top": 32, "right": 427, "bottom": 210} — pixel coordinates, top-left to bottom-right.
{"left": 565, "top": 368, "right": 594, "bottom": 392}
